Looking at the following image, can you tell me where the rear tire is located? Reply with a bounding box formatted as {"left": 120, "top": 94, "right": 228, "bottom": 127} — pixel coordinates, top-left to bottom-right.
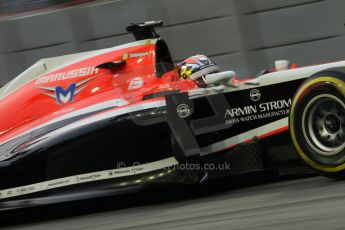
{"left": 289, "top": 72, "right": 345, "bottom": 178}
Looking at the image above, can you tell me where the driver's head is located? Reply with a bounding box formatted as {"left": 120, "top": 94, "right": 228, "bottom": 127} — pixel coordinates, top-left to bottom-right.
{"left": 176, "top": 55, "right": 219, "bottom": 86}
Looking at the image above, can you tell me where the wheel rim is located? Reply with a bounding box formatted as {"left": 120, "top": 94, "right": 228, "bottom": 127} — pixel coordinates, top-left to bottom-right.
{"left": 302, "top": 94, "right": 345, "bottom": 157}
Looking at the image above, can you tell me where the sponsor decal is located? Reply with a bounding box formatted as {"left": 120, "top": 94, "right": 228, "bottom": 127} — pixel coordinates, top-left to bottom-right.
{"left": 177, "top": 104, "right": 190, "bottom": 118}
{"left": 158, "top": 84, "right": 171, "bottom": 89}
{"left": 144, "top": 40, "right": 153, "bottom": 46}
{"left": 250, "top": 89, "right": 261, "bottom": 101}
{"left": 129, "top": 52, "right": 150, "bottom": 58}
{"left": 0, "top": 157, "right": 178, "bottom": 200}
{"left": 77, "top": 173, "right": 103, "bottom": 182}
{"left": 38, "top": 77, "right": 94, "bottom": 105}
{"left": 128, "top": 77, "right": 144, "bottom": 90}
{"left": 45, "top": 179, "right": 71, "bottom": 189}
{"left": 122, "top": 52, "right": 129, "bottom": 60}
{"left": 35, "top": 67, "right": 99, "bottom": 85}
{"left": 224, "top": 99, "right": 292, "bottom": 125}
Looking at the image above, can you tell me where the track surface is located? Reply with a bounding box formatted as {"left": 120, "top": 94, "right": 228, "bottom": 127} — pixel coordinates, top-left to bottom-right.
{"left": 3, "top": 176, "right": 345, "bottom": 230}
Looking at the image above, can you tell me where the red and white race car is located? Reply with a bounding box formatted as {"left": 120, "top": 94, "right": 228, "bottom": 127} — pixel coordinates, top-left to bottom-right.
{"left": 0, "top": 21, "right": 344, "bottom": 210}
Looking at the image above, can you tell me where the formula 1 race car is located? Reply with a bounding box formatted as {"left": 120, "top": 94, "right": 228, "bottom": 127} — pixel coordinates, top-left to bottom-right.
{"left": 0, "top": 21, "right": 344, "bottom": 210}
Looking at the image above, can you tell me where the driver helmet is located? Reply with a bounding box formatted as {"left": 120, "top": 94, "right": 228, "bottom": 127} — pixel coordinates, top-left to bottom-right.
{"left": 177, "top": 55, "right": 219, "bottom": 86}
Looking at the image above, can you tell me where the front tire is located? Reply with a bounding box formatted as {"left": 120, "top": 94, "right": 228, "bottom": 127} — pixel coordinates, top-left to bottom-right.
{"left": 289, "top": 72, "right": 345, "bottom": 178}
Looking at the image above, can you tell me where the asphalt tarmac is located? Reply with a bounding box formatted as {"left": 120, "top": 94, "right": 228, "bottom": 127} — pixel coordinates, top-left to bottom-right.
{"left": 2, "top": 174, "right": 345, "bottom": 230}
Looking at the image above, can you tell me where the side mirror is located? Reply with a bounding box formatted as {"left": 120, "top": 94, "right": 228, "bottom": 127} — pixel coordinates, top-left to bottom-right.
{"left": 204, "top": 71, "right": 237, "bottom": 87}
{"left": 96, "top": 60, "right": 126, "bottom": 70}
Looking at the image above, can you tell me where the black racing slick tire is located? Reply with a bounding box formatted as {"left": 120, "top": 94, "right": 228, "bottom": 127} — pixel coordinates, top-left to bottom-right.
{"left": 289, "top": 72, "right": 345, "bottom": 179}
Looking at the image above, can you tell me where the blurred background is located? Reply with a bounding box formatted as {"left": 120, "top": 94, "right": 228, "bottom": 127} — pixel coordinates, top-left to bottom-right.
{"left": 0, "top": 0, "right": 344, "bottom": 87}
